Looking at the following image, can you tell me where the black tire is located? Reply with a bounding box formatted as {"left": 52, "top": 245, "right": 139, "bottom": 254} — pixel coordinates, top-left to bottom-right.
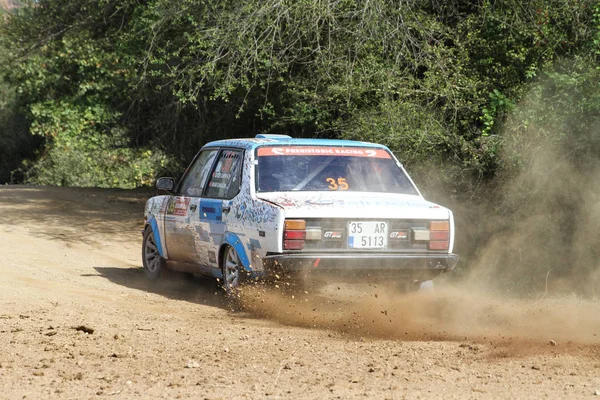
{"left": 221, "top": 245, "right": 248, "bottom": 301}
{"left": 142, "top": 226, "right": 168, "bottom": 281}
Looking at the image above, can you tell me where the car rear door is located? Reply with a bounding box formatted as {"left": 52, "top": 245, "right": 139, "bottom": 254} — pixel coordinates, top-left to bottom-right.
{"left": 163, "top": 148, "right": 219, "bottom": 264}
{"left": 192, "top": 148, "right": 244, "bottom": 269}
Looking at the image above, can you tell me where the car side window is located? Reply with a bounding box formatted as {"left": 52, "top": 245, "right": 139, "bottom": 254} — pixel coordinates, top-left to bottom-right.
{"left": 204, "top": 149, "right": 243, "bottom": 199}
{"left": 179, "top": 149, "right": 218, "bottom": 196}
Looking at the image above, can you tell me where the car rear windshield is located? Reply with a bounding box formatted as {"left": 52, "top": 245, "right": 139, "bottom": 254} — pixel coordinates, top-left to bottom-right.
{"left": 256, "top": 146, "right": 418, "bottom": 194}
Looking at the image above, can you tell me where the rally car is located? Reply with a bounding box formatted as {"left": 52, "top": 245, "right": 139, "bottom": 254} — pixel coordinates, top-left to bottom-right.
{"left": 142, "top": 135, "right": 458, "bottom": 296}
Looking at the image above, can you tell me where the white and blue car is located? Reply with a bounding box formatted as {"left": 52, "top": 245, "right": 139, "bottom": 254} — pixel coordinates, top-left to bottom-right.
{"left": 142, "top": 135, "right": 458, "bottom": 296}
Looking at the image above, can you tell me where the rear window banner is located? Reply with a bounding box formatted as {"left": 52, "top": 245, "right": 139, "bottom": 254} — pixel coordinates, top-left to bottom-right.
{"left": 257, "top": 146, "right": 391, "bottom": 159}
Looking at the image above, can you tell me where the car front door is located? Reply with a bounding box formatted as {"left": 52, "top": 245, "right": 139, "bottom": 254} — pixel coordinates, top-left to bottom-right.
{"left": 163, "top": 148, "right": 219, "bottom": 264}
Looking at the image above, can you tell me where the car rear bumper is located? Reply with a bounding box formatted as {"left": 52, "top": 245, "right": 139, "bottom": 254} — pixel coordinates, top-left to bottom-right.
{"left": 263, "top": 252, "right": 458, "bottom": 274}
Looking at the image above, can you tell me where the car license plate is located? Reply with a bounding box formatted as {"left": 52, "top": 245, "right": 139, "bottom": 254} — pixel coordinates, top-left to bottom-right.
{"left": 347, "top": 221, "right": 388, "bottom": 249}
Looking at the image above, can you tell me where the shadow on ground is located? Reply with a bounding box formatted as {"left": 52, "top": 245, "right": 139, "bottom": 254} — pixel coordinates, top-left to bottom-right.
{"left": 0, "top": 185, "right": 153, "bottom": 244}
{"left": 91, "top": 266, "right": 228, "bottom": 309}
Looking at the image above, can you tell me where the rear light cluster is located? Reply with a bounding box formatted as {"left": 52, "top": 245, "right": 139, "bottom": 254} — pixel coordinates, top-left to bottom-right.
{"left": 428, "top": 221, "right": 450, "bottom": 250}
{"left": 282, "top": 219, "right": 449, "bottom": 251}
{"left": 283, "top": 219, "right": 306, "bottom": 250}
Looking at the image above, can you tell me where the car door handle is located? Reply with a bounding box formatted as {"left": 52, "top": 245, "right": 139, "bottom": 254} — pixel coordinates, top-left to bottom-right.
{"left": 189, "top": 204, "right": 197, "bottom": 212}
{"left": 222, "top": 205, "right": 231, "bottom": 214}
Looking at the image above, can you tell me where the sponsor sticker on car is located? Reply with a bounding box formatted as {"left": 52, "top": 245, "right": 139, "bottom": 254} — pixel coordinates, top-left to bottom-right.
{"left": 257, "top": 146, "right": 391, "bottom": 158}
{"left": 323, "top": 231, "right": 344, "bottom": 240}
{"left": 167, "top": 197, "right": 190, "bottom": 216}
{"left": 389, "top": 231, "right": 409, "bottom": 240}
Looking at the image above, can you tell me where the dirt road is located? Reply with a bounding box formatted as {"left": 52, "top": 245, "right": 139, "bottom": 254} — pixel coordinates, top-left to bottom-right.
{"left": 1, "top": 186, "right": 599, "bottom": 399}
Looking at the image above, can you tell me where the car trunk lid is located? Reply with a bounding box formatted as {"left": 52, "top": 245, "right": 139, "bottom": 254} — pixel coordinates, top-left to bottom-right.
{"left": 256, "top": 191, "right": 449, "bottom": 220}
{"left": 257, "top": 192, "right": 453, "bottom": 253}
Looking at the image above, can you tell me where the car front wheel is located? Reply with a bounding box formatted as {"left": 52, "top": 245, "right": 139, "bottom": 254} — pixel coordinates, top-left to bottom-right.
{"left": 142, "top": 226, "right": 167, "bottom": 280}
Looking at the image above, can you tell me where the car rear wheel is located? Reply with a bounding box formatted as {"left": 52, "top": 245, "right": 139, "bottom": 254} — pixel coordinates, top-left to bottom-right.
{"left": 222, "top": 245, "right": 247, "bottom": 299}
{"left": 142, "top": 226, "right": 167, "bottom": 281}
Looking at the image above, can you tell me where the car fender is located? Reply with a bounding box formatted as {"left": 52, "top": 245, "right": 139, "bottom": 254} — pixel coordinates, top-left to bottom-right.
{"left": 144, "top": 195, "right": 170, "bottom": 259}
{"left": 146, "top": 215, "right": 165, "bottom": 258}
{"left": 220, "top": 232, "right": 251, "bottom": 272}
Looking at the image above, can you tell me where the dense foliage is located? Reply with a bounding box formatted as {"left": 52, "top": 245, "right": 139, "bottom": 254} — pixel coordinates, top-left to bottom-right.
{"left": 1, "top": 0, "right": 600, "bottom": 293}
{"left": 1, "top": 0, "right": 596, "bottom": 188}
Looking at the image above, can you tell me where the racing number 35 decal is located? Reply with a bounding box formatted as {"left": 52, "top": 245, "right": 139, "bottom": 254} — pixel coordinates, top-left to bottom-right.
{"left": 326, "top": 177, "right": 349, "bottom": 190}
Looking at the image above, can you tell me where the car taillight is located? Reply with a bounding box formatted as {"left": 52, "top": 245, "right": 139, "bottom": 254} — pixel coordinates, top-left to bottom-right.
{"left": 430, "top": 221, "right": 449, "bottom": 231}
{"left": 284, "top": 230, "right": 306, "bottom": 240}
{"left": 428, "top": 220, "right": 450, "bottom": 250}
{"left": 430, "top": 231, "right": 449, "bottom": 240}
{"left": 284, "top": 219, "right": 306, "bottom": 250}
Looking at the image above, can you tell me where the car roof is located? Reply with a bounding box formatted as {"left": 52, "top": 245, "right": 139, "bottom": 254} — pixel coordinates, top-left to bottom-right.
{"left": 202, "top": 136, "right": 388, "bottom": 151}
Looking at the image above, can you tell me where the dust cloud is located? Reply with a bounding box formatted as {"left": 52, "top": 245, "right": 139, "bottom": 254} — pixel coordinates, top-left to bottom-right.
{"left": 461, "top": 143, "right": 600, "bottom": 298}
{"left": 462, "top": 69, "right": 600, "bottom": 298}
{"left": 238, "top": 282, "right": 600, "bottom": 348}
{"left": 239, "top": 67, "right": 600, "bottom": 347}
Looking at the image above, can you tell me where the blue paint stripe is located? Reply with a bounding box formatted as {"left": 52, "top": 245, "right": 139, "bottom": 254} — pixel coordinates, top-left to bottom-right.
{"left": 147, "top": 216, "right": 164, "bottom": 257}
{"left": 222, "top": 232, "right": 251, "bottom": 272}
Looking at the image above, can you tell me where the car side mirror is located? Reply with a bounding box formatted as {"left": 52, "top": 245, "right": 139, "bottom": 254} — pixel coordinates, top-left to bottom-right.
{"left": 156, "top": 177, "right": 175, "bottom": 192}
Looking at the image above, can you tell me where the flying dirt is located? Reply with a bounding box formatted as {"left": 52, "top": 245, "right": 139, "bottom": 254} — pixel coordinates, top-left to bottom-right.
{"left": 239, "top": 283, "right": 600, "bottom": 345}
{"left": 1, "top": 185, "right": 599, "bottom": 399}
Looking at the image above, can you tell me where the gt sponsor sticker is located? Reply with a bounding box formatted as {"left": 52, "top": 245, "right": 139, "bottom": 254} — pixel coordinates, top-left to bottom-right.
{"left": 323, "top": 231, "right": 343, "bottom": 240}
{"left": 257, "top": 146, "right": 391, "bottom": 159}
{"left": 389, "top": 231, "right": 409, "bottom": 240}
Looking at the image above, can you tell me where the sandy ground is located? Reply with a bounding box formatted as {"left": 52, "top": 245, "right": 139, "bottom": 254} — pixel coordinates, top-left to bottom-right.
{"left": 1, "top": 185, "right": 599, "bottom": 400}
